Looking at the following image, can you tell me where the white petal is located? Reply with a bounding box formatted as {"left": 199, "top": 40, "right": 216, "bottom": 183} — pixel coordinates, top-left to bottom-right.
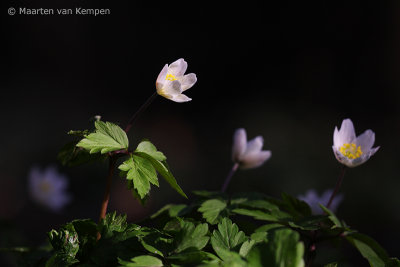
{"left": 244, "top": 136, "right": 264, "bottom": 155}
{"left": 180, "top": 73, "right": 197, "bottom": 91}
{"left": 337, "top": 119, "right": 356, "bottom": 145}
{"left": 168, "top": 58, "right": 188, "bottom": 76}
{"left": 240, "top": 150, "right": 271, "bottom": 169}
{"left": 333, "top": 127, "right": 339, "bottom": 148}
{"left": 171, "top": 94, "right": 192, "bottom": 103}
{"left": 232, "top": 128, "right": 247, "bottom": 162}
{"left": 156, "top": 64, "right": 168, "bottom": 90}
{"left": 158, "top": 80, "right": 182, "bottom": 97}
{"left": 355, "top": 129, "right": 375, "bottom": 153}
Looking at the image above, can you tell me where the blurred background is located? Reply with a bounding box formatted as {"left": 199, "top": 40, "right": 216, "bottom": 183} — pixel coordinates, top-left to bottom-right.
{"left": 1, "top": 0, "right": 400, "bottom": 265}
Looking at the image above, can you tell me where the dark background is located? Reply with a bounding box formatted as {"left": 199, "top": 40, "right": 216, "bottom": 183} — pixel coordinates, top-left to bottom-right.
{"left": 1, "top": 1, "right": 399, "bottom": 265}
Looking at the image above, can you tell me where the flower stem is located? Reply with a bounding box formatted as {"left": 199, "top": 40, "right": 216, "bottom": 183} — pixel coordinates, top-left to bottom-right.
{"left": 221, "top": 163, "right": 239, "bottom": 192}
{"left": 98, "top": 157, "right": 116, "bottom": 223}
{"left": 124, "top": 92, "right": 158, "bottom": 133}
{"left": 326, "top": 165, "right": 347, "bottom": 209}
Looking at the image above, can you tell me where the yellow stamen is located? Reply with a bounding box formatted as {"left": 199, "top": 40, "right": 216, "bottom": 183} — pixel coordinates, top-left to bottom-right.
{"left": 165, "top": 74, "right": 177, "bottom": 81}
{"left": 39, "top": 182, "right": 52, "bottom": 193}
{"left": 339, "top": 143, "right": 363, "bottom": 159}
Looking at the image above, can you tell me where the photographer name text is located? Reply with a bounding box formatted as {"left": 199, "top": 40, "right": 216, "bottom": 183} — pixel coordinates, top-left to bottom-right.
{"left": 9, "top": 7, "right": 110, "bottom": 16}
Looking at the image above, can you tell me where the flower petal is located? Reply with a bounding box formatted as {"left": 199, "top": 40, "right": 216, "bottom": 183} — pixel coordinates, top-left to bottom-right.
{"left": 232, "top": 128, "right": 247, "bottom": 162}
{"left": 156, "top": 64, "right": 168, "bottom": 90}
{"left": 168, "top": 58, "right": 188, "bottom": 76}
{"left": 171, "top": 94, "right": 192, "bottom": 103}
{"left": 159, "top": 80, "right": 182, "bottom": 97}
{"left": 355, "top": 129, "right": 375, "bottom": 153}
{"left": 240, "top": 150, "right": 271, "bottom": 169}
{"left": 244, "top": 136, "right": 264, "bottom": 155}
{"left": 336, "top": 119, "right": 356, "bottom": 146}
{"left": 180, "top": 73, "right": 197, "bottom": 91}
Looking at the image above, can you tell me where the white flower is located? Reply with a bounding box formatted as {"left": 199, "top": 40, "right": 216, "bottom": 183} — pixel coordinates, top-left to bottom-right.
{"left": 156, "top": 58, "right": 197, "bottom": 102}
{"left": 232, "top": 128, "right": 271, "bottom": 169}
{"left": 332, "top": 118, "right": 380, "bottom": 168}
{"left": 28, "top": 165, "right": 72, "bottom": 212}
{"left": 298, "top": 189, "right": 343, "bottom": 214}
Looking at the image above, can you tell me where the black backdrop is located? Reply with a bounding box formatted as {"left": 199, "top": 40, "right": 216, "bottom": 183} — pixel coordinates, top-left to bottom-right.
{"left": 1, "top": 1, "right": 400, "bottom": 265}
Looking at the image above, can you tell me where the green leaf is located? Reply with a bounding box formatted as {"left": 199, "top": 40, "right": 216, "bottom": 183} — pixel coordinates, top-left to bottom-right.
{"left": 136, "top": 151, "right": 187, "bottom": 198}
{"left": 98, "top": 212, "right": 129, "bottom": 240}
{"left": 173, "top": 221, "right": 210, "bottom": 254}
{"left": 239, "top": 239, "right": 256, "bottom": 257}
{"left": 319, "top": 204, "right": 345, "bottom": 229}
{"left": 168, "top": 249, "right": 214, "bottom": 265}
{"left": 281, "top": 193, "right": 312, "bottom": 218}
{"left": 232, "top": 208, "right": 279, "bottom": 222}
{"left": 324, "top": 263, "right": 338, "bottom": 267}
{"left": 47, "top": 224, "right": 80, "bottom": 266}
{"left": 58, "top": 141, "right": 106, "bottom": 167}
{"left": 118, "top": 255, "right": 163, "bottom": 267}
{"left": 136, "top": 141, "right": 166, "bottom": 161}
{"left": 247, "top": 228, "right": 305, "bottom": 267}
{"left": 346, "top": 233, "right": 392, "bottom": 267}
{"left": 198, "top": 199, "right": 227, "bottom": 225}
{"left": 77, "top": 121, "right": 129, "bottom": 154}
{"left": 119, "top": 155, "right": 159, "bottom": 199}
{"left": 211, "top": 218, "right": 246, "bottom": 260}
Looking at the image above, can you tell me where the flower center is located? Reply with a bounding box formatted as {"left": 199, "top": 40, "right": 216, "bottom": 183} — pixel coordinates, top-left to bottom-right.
{"left": 339, "top": 143, "right": 363, "bottom": 159}
{"left": 39, "top": 181, "right": 52, "bottom": 193}
{"left": 165, "top": 74, "right": 177, "bottom": 81}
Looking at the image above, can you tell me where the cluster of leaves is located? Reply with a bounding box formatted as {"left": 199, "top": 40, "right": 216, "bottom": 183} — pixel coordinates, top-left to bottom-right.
{"left": 12, "top": 192, "right": 399, "bottom": 266}
{"left": 58, "top": 120, "right": 186, "bottom": 202}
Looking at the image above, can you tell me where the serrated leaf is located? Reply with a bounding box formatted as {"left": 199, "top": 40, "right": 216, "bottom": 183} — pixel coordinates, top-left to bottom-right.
{"left": 239, "top": 239, "right": 256, "bottom": 257}
{"left": 98, "top": 212, "right": 128, "bottom": 240}
{"left": 174, "top": 221, "right": 209, "bottom": 253}
{"left": 58, "top": 142, "right": 106, "bottom": 167}
{"left": 319, "top": 204, "right": 344, "bottom": 229}
{"left": 247, "top": 228, "right": 305, "bottom": 267}
{"left": 77, "top": 121, "right": 128, "bottom": 154}
{"left": 198, "top": 199, "right": 227, "bottom": 225}
{"left": 168, "top": 249, "right": 213, "bottom": 265}
{"left": 119, "top": 155, "right": 159, "bottom": 199}
{"left": 136, "top": 151, "right": 187, "bottom": 199}
{"left": 118, "top": 255, "right": 163, "bottom": 267}
{"left": 211, "top": 218, "right": 246, "bottom": 260}
{"left": 346, "top": 233, "right": 392, "bottom": 267}
{"left": 281, "top": 193, "right": 312, "bottom": 218}
{"left": 136, "top": 141, "right": 166, "bottom": 161}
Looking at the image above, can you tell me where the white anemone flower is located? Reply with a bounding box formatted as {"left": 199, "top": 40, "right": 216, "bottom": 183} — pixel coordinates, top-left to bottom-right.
{"left": 232, "top": 128, "right": 272, "bottom": 169}
{"left": 298, "top": 189, "right": 343, "bottom": 215}
{"left": 29, "top": 165, "right": 72, "bottom": 212}
{"left": 156, "top": 58, "right": 197, "bottom": 102}
{"left": 332, "top": 119, "right": 380, "bottom": 168}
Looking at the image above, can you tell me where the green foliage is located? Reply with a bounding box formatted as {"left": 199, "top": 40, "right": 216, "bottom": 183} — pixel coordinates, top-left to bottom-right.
{"left": 247, "top": 228, "right": 305, "bottom": 267}
{"left": 77, "top": 121, "right": 129, "bottom": 154}
{"left": 198, "top": 199, "right": 227, "bottom": 225}
{"left": 15, "top": 191, "right": 399, "bottom": 267}
{"left": 211, "top": 218, "right": 246, "bottom": 260}
{"left": 118, "top": 255, "right": 164, "bottom": 267}
{"left": 119, "top": 140, "right": 187, "bottom": 200}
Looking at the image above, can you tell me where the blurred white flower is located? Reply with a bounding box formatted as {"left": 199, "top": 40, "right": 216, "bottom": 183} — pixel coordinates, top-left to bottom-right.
{"left": 28, "top": 165, "right": 72, "bottom": 212}
{"left": 232, "top": 128, "right": 271, "bottom": 169}
{"left": 332, "top": 118, "right": 380, "bottom": 168}
{"left": 298, "top": 189, "right": 343, "bottom": 214}
{"left": 156, "top": 58, "right": 197, "bottom": 102}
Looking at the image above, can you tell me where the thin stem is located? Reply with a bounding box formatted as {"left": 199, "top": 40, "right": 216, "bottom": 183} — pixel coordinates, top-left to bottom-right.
{"left": 326, "top": 165, "right": 347, "bottom": 209}
{"left": 98, "top": 157, "right": 116, "bottom": 223}
{"left": 124, "top": 92, "right": 158, "bottom": 133}
{"left": 221, "top": 163, "right": 239, "bottom": 192}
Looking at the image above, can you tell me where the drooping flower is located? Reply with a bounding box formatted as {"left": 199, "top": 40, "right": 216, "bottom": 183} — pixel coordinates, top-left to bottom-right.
{"left": 156, "top": 58, "right": 197, "bottom": 102}
{"left": 298, "top": 189, "right": 343, "bottom": 214}
{"left": 232, "top": 128, "right": 271, "bottom": 169}
{"left": 28, "top": 165, "right": 72, "bottom": 212}
{"left": 332, "top": 119, "right": 380, "bottom": 168}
